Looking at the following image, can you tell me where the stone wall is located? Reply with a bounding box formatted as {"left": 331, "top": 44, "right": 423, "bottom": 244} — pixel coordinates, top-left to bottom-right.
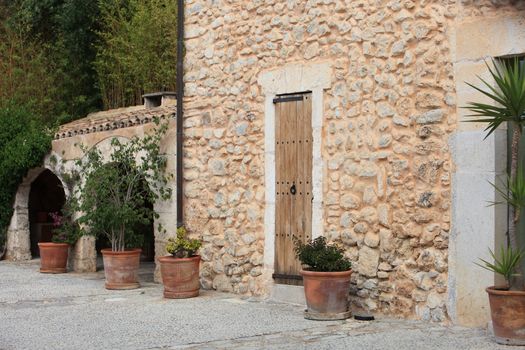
{"left": 182, "top": 0, "right": 459, "bottom": 320}
{"left": 179, "top": 1, "right": 525, "bottom": 322}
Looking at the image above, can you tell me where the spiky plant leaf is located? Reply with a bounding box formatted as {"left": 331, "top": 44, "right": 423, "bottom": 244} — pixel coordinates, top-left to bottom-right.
{"left": 475, "top": 246, "right": 524, "bottom": 288}
{"left": 488, "top": 168, "right": 525, "bottom": 214}
{"left": 463, "top": 58, "right": 525, "bottom": 138}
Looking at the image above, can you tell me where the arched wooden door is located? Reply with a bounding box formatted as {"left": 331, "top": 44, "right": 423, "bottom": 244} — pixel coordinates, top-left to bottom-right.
{"left": 273, "top": 92, "right": 313, "bottom": 285}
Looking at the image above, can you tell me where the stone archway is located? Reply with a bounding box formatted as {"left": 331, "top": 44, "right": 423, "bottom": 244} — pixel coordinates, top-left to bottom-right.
{"left": 5, "top": 167, "right": 68, "bottom": 261}
{"left": 28, "top": 169, "right": 66, "bottom": 257}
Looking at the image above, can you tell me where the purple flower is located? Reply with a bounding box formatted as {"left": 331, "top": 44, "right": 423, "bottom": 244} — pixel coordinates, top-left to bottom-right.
{"left": 49, "top": 212, "right": 63, "bottom": 228}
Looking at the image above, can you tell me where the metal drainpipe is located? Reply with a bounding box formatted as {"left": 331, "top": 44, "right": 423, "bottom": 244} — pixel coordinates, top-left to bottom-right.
{"left": 176, "top": 0, "right": 184, "bottom": 228}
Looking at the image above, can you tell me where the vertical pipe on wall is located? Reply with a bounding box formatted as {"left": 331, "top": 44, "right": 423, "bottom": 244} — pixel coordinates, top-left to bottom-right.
{"left": 176, "top": 0, "right": 184, "bottom": 228}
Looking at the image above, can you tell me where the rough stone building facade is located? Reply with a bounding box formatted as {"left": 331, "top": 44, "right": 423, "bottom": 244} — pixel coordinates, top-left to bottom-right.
{"left": 5, "top": 0, "right": 525, "bottom": 327}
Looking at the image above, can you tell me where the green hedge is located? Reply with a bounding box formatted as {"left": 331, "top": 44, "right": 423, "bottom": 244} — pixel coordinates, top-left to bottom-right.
{"left": 0, "top": 104, "right": 52, "bottom": 252}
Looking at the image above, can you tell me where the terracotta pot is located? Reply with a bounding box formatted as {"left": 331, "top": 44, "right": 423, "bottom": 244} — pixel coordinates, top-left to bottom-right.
{"left": 301, "top": 269, "right": 352, "bottom": 320}
{"left": 487, "top": 286, "right": 525, "bottom": 345}
{"left": 38, "top": 242, "right": 69, "bottom": 273}
{"left": 159, "top": 255, "right": 200, "bottom": 298}
{"left": 101, "top": 249, "right": 141, "bottom": 290}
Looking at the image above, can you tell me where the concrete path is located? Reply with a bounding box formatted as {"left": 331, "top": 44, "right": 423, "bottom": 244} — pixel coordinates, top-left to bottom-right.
{"left": 0, "top": 260, "right": 509, "bottom": 350}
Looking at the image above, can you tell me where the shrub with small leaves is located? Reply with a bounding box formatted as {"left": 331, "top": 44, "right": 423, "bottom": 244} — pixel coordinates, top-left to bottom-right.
{"left": 75, "top": 117, "right": 172, "bottom": 252}
{"left": 166, "top": 226, "right": 201, "bottom": 258}
{"left": 294, "top": 236, "right": 352, "bottom": 272}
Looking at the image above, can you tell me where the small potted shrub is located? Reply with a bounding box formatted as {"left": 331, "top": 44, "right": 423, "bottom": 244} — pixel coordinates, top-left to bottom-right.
{"left": 294, "top": 236, "right": 352, "bottom": 320}
{"left": 76, "top": 119, "right": 171, "bottom": 290}
{"left": 159, "top": 226, "right": 202, "bottom": 298}
{"left": 38, "top": 206, "right": 80, "bottom": 273}
{"left": 477, "top": 246, "right": 525, "bottom": 344}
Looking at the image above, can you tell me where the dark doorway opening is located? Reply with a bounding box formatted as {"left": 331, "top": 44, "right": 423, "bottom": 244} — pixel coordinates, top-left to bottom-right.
{"left": 28, "top": 170, "right": 66, "bottom": 257}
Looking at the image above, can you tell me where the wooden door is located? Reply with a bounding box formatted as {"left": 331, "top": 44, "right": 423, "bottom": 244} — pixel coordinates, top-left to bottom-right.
{"left": 273, "top": 92, "right": 313, "bottom": 285}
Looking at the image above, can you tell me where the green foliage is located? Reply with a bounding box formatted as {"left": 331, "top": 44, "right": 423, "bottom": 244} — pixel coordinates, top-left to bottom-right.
{"left": 1, "top": 0, "right": 179, "bottom": 122}
{"left": 0, "top": 15, "right": 62, "bottom": 122}
{"left": 95, "top": 0, "right": 178, "bottom": 109}
{"left": 75, "top": 118, "right": 172, "bottom": 251}
{"left": 13, "top": 0, "right": 102, "bottom": 120}
{"left": 0, "top": 104, "right": 53, "bottom": 252}
{"left": 294, "top": 236, "right": 352, "bottom": 272}
{"left": 166, "top": 226, "right": 202, "bottom": 258}
{"left": 464, "top": 58, "right": 525, "bottom": 137}
{"left": 52, "top": 0, "right": 103, "bottom": 120}
{"left": 476, "top": 246, "right": 524, "bottom": 289}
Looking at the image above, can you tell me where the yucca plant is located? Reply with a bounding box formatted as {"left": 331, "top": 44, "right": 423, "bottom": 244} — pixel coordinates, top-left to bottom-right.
{"left": 465, "top": 58, "right": 525, "bottom": 289}
{"left": 476, "top": 246, "right": 524, "bottom": 290}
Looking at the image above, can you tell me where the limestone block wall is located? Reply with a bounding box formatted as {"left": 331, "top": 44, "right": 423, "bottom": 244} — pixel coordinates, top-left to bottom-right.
{"left": 181, "top": 0, "right": 459, "bottom": 320}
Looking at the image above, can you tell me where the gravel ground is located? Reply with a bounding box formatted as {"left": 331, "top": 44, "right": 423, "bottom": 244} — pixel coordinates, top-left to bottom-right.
{"left": 0, "top": 260, "right": 513, "bottom": 350}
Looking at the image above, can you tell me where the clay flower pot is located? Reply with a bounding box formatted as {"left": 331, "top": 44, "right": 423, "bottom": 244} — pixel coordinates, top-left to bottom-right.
{"left": 101, "top": 249, "right": 141, "bottom": 290}
{"left": 301, "top": 269, "right": 352, "bottom": 320}
{"left": 486, "top": 286, "right": 525, "bottom": 345}
{"left": 159, "top": 255, "right": 200, "bottom": 298}
{"left": 38, "top": 242, "right": 69, "bottom": 273}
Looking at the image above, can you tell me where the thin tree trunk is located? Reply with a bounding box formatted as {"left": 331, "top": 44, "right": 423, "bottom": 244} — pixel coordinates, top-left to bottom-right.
{"left": 509, "top": 125, "right": 523, "bottom": 289}
{"left": 119, "top": 225, "right": 125, "bottom": 252}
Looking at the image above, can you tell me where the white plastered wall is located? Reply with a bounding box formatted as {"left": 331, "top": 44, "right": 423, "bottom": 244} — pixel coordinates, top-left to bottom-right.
{"left": 257, "top": 62, "right": 332, "bottom": 298}
{"left": 450, "top": 15, "right": 525, "bottom": 326}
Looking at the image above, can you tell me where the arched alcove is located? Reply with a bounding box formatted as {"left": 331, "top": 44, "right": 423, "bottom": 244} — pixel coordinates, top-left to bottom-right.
{"left": 28, "top": 170, "right": 66, "bottom": 257}
{"left": 5, "top": 167, "right": 67, "bottom": 261}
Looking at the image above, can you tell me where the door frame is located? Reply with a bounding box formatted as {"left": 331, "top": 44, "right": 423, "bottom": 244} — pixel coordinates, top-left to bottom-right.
{"left": 258, "top": 62, "right": 332, "bottom": 274}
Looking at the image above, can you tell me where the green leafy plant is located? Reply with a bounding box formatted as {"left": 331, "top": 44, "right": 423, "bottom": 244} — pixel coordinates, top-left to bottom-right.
{"left": 476, "top": 246, "right": 524, "bottom": 289}
{"left": 465, "top": 58, "right": 525, "bottom": 290}
{"left": 75, "top": 118, "right": 172, "bottom": 251}
{"left": 166, "top": 226, "right": 201, "bottom": 258}
{"left": 294, "top": 236, "right": 351, "bottom": 272}
{"left": 0, "top": 104, "right": 52, "bottom": 259}
{"left": 95, "top": 0, "right": 178, "bottom": 109}
{"left": 0, "top": 12, "right": 63, "bottom": 122}
{"left": 0, "top": 0, "right": 184, "bottom": 123}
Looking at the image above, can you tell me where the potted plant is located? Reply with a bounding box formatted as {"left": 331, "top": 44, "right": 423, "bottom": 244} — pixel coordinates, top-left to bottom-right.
{"left": 466, "top": 58, "right": 525, "bottom": 344}
{"left": 159, "top": 226, "right": 202, "bottom": 298}
{"left": 294, "top": 236, "right": 352, "bottom": 320}
{"left": 76, "top": 119, "right": 171, "bottom": 290}
{"left": 38, "top": 203, "right": 80, "bottom": 273}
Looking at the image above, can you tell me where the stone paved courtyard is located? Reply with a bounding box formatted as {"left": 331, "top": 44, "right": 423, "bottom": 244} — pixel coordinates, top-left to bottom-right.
{"left": 0, "top": 261, "right": 510, "bottom": 350}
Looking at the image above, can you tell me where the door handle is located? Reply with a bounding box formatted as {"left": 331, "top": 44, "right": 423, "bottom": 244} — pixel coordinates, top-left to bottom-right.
{"left": 290, "top": 184, "right": 296, "bottom": 195}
